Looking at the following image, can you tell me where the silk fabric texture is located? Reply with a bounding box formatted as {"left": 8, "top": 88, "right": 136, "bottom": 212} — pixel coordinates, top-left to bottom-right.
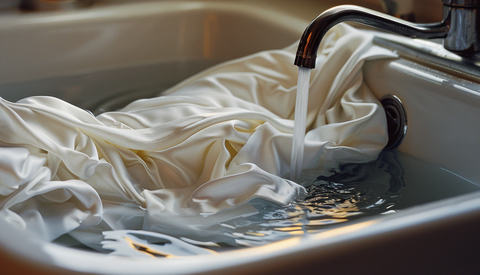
{"left": 0, "top": 24, "right": 396, "bottom": 243}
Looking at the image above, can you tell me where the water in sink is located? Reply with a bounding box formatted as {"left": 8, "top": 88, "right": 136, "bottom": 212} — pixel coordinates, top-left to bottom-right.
{"left": 190, "top": 150, "right": 479, "bottom": 248}
{"left": 3, "top": 23, "right": 479, "bottom": 263}
{"left": 54, "top": 149, "right": 480, "bottom": 255}
{"left": 0, "top": 59, "right": 222, "bottom": 115}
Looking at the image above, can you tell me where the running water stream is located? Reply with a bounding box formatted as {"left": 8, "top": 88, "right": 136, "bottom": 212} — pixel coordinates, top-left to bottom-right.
{"left": 290, "top": 66, "right": 312, "bottom": 182}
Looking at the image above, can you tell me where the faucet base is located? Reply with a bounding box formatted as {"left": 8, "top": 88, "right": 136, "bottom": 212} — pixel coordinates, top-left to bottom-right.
{"left": 443, "top": 2, "right": 480, "bottom": 54}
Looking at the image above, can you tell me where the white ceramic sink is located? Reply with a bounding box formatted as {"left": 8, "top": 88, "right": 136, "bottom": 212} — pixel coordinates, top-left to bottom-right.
{"left": 1, "top": 1, "right": 480, "bottom": 274}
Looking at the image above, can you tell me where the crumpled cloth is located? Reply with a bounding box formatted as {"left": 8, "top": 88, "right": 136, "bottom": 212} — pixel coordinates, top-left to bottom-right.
{"left": 0, "top": 24, "right": 396, "bottom": 243}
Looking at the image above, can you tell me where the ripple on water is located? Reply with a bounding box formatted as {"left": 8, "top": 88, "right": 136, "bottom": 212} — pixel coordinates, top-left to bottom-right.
{"left": 59, "top": 151, "right": 406, "bottom": 254}
{"left": 215, "top": 150, "right": 405, "bottom": 247}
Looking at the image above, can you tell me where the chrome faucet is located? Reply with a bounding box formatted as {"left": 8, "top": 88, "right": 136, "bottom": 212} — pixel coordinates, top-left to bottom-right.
{"left": 295, "top": 0, "right": 480, "bottom": 69}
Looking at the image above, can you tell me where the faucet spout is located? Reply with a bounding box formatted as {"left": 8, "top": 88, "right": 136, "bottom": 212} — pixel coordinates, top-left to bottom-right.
{"left": 295, "top": 5, "right": 449, "bottom": 68}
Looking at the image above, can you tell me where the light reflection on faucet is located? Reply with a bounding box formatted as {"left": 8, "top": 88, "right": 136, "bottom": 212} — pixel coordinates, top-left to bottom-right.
{"left": 295, "top": 1, "right": 480, "bottom": 69}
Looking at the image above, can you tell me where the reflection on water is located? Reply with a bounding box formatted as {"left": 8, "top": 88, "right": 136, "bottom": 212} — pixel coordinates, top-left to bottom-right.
{"left": 101, "top": 230, "right": 216, "bottom": 258}
{"left": 215, "top": 150, "right": 404, "bottom": 247}
{"left": 94, "top": 151, "right": 405, "bottom": 256}
{"left": 0, "top": 60, "right": 222, "bottom": 114}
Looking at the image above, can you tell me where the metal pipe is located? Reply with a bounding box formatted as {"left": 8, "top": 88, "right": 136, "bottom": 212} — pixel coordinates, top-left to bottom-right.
{"left": 294, "top": 5, "right": 450, "bottom": 68}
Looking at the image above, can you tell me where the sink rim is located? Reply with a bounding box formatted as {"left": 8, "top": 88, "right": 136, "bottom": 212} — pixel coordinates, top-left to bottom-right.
{"left": 0, "top": 0, "right": 308, "bottom": 85}
{"left": 1, "top": 189, "right": 479, "bottom": 274}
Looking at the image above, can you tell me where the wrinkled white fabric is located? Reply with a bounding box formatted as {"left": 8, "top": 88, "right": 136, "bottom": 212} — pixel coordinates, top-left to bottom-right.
{"left": 0, "top": 24, "right": 396, "bottom": 242}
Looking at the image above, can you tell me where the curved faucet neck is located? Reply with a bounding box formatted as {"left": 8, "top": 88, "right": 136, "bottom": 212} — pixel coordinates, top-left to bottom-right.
{"left": 295, "top": 4, "right": 473, "bottom": 69}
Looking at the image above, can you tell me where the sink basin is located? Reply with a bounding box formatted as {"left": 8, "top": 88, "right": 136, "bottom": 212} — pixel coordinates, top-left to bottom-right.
{"left": 1, "top": 1, "right": 480, "bottom": 274}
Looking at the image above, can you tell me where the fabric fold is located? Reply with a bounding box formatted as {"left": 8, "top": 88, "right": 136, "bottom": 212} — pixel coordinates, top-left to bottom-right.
{"left": 0, "top": 24, "right": 397, "bottom": 243}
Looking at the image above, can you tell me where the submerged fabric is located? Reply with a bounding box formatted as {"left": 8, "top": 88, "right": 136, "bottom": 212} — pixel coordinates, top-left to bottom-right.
{"left": 0, "top": 24, "right": 396, "bottom": 243}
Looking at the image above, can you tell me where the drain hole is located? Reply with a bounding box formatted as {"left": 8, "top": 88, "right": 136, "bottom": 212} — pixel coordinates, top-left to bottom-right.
{"left": 381, "top": 95, "right": 407, "bottom": 150}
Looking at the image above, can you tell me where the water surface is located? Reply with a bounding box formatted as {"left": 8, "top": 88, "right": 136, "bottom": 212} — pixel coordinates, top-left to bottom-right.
{"left": 55, "top": 150, "right": 480, "bottom": 255}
